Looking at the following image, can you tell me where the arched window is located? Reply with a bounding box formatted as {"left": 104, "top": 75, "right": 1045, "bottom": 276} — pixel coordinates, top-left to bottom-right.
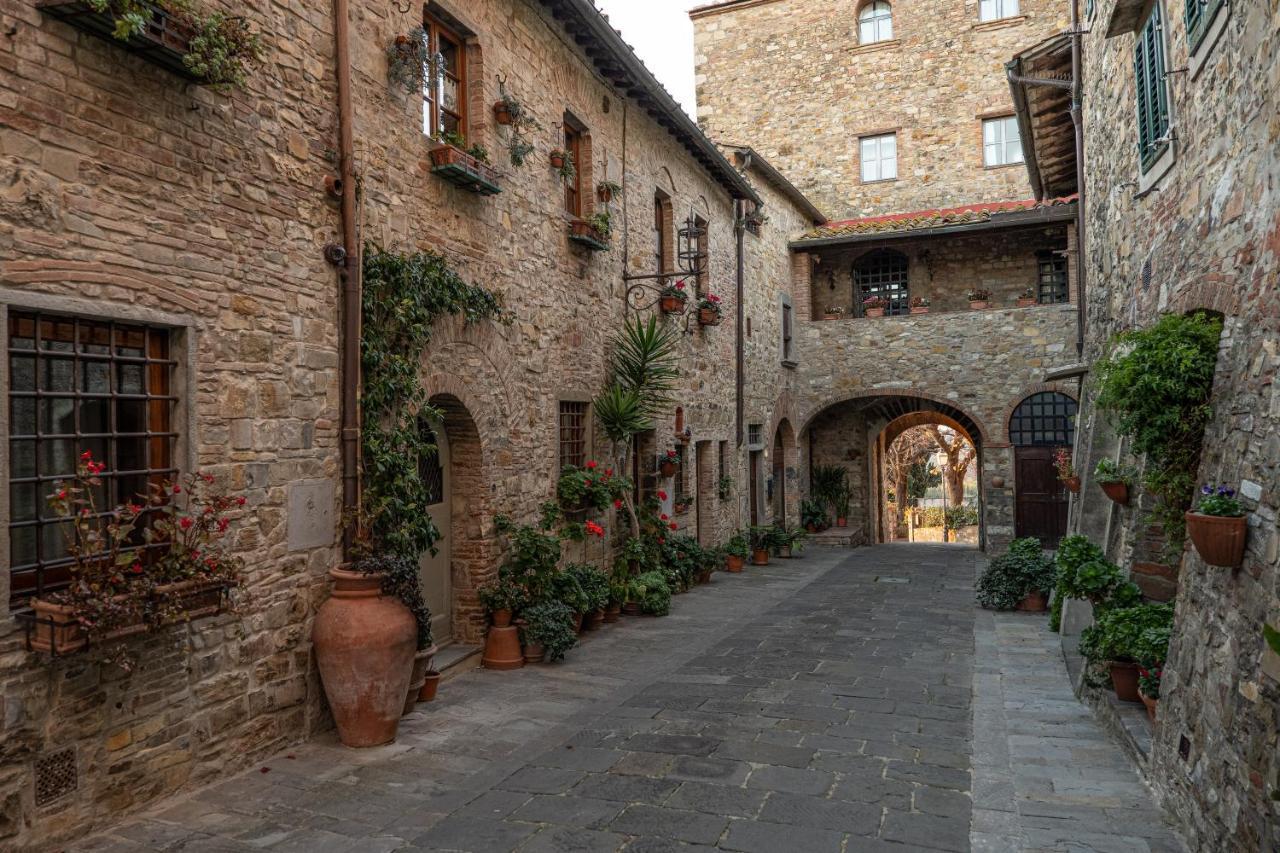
{"left": 858, "top": 1, "right": 894, "bottom": 44}
{"left": 1009, "top": 392, "right": 1077, "bottom": 447}
{"left": 853, "top": 249, "right": 909, "bottom": 316}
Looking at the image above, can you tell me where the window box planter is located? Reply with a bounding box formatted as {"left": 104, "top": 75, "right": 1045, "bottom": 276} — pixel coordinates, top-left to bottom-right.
{"left": 909, "top": 306, "right": 930, "bottom": 314}
{"left": 969, "top": 300, "right": 992, "bottom": 310}
{"left": 1185, "top": 512, "right": 1247, "bottom": 567}
{"left": 429, "top": 144, "right": 502, "bottom": 196}
{"left": 38, "top": 0, "right": 201, "bottom": 81}
{"left": 1017, "top": 297, "right": 1037, "bottom": 308}
{"left": 567, "top": 219, "right": 610, "bottom": 251}
{"left": 1099, "top": 481, "right": 1129, "bottom": 505}
{"left": 864, "top": 307, "right": 885, "bottom": 318}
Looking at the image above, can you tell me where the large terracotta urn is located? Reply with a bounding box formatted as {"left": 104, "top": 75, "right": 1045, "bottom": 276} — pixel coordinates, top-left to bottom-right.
{"left": 313, "top": 568, "right": 417, "bottom": 748}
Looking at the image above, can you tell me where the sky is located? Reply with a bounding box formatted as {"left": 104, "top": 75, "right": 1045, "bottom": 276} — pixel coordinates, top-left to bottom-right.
{"left": 594, "top": 0, "right": 701, "bottom": 117}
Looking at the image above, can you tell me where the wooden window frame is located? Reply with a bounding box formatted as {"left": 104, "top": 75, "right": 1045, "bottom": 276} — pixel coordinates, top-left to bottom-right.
{"left": 423, "top": 14, "right": 468, "bottom": 141}
{"left": 563, "top": 122, "right": 584, "bottom": 218}
{"left": 558, "top": 400, "right": 590, "bottom": 470}
{"left": 982, "top": 116, "right": 1024, "bottom": 168}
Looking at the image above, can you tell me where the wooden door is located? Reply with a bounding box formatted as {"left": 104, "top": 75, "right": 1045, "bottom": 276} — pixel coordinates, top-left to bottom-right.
{"left": 749, "top": 450, "right": 761, "bottom": 526}
{"left": 1014, "top": 446, "right": 1068, "bottom": 547}
{"left": 420, "top": 423, "right": 452, "bottom": 644}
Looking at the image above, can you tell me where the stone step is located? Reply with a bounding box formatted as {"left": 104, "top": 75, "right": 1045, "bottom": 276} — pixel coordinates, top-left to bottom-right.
{"left": 434, "top": 642, "right": 483, "bottom": 681}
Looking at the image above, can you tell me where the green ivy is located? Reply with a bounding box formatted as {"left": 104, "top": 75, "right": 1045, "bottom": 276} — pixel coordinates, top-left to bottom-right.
{"left": 360, "top": 245, "right": 507, "bottom": 564}
{"left": 1093, "top": 312, "right": 1222, "bottom": 553}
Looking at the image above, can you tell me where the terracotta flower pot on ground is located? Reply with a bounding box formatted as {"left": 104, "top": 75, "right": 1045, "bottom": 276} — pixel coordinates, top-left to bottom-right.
{"left": 586, "top": 608, "right": 605, "bottom": 630}
{"left": 1109, "top": 661, "right": 1142, "bottom": 702}
{"left": 603, "top": 603, "right": 622, "bottom": 623}
{"left": 698, "top": 569, "right": 713, "bottom": 584}
{"left": 1185, "top": 512, "right": 1247, "bottom": 568}
{"left": 1100, "top": 481, "right": 1129, "bottom": 505}
{"left": 523, "top": 642, "right": 546, "bottom": 663}
{"left": 724, "top": 554, "right": 745, "bottom": 573}
{"left": 836, "top": 517, "right": 848, "bottom": 528}
{"left": 1139, "top": 690, "right": 1157, "bottom": 723}
{"left": 864, "top": 307, "right": 885, "bottom": 318}
{"left": 659, "top": 459, "right": 678, "bottom": 478}
{"left": 1016, "top": 590, "right": 1048, "bottom": 612}
{"left": 805, "top": 523, "right": 818, "bottom": 533}
{"left": 313, "top": 568, "right": 417, "bottom": 748}
{"left": 492, "top": 101, "right": 513, "bottom": 124}
{"left": 481, "top": 624, "right": 524, "bottom": 670}
{"left": 776, "top": 545, "right": 792, "bottom": 559}
{"left": 621, "top": 602, "right": 641, "bottom": 616}
{"left": 1062, "top": 476, "right": 1081, "bottom": 493}
{"left": 403, "top": 643, "right": 438, "bottom": 715}
{"left": 419, "top": 670, "right": 441, "bottom": 702}
{"left": 660, "top": 295, "right": 686, "bottom": 314}
{"left": 751, "top": 548, "right": 770, "bottom": 566}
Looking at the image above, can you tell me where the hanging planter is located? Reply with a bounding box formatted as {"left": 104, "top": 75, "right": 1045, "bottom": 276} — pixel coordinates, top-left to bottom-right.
{"left": 1053, "top": 448, "right": 1079, "bottom": 493}
{"left": 493, "top": 99, "right": 514, "bottom": 125}
{"left": 697, "top": 294, "right": 724, "bottom": 327}
{"left": 1093, "top": 460, "right": 1135, "bottom": 506}
{"left": 597, "top": 180, "right": 623, "bottom": 204}
{"left": 1185, "top": 485, "right": 1248, "bottom": 567}
{"left": 659, "top": 281, "right": 688, "bottom": 314}
{"left": 1100, "top": 481, "right": 1129, "bottom": 505}
{"left": 659, "top": 449, "right": 679, "bottom": 478}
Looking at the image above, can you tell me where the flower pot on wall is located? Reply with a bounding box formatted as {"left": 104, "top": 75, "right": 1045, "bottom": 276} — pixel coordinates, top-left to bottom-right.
{"left": 313, "top": 568, "right": 418, "bottom": 747}
{"left": 910, "top": 306, "right": 929, "bottom": 314}
{"left": 1185, "top": 512, "right": 1247, "bottom": 568}
{"left": 698, "top": 308, "right": 721, "bottom": 326}
{"left": 1062, "top": 476, "right": 1081, "bottom": 493}
{"left": 1109, "top": 661, "right": 1142, "bottom": 702}
{"left": 549, "top": 152, "right": 565, "bottom": 170}
{"left": 1017, "top": 297, "right": 1037, "bottom": 308}
{"left": 969, "top": 300, "right": 991, "bottom": 310}
{"left": 659, "top": 459, "right": 678, "bottom": 478}
{"left": 660, "top": 295, "right": 686, "bottom": 314}
{"left": 493, "top": 101, "right": 513, "bottom": 125}
{"left": 1099, "top": 481, "right": 1129, "bottom": 505}
{"left": 864, "top": 307, "right": 885, "bottom": 318}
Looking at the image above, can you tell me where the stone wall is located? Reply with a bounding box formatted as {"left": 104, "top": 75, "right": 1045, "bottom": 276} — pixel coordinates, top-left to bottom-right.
{"left": 1064, "top": 0, "right": 1280, "bottom": 847}
{"left": 691, "top": 0, "right": 1069, "bottom": 220}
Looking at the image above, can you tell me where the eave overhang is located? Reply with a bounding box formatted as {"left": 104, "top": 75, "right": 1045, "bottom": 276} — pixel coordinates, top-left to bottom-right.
{"left": 1006, "top": 34, "right": 1077, "bottom": 201}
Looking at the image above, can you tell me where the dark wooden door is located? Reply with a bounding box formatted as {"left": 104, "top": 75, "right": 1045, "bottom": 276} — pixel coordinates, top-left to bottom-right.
{"left": 1015, "top": 447, "right": 1068, "bottom": 546}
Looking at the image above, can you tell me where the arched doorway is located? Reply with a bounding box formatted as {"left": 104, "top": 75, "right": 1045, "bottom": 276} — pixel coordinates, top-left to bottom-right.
{"left": 418, "top": 416, "right": 452, "bottom": 643}
{"left": 1009, "top": 391, "right": 1077, "bottom": 546}
{"left": 771, "top": 420, "right": 797, "bottom": 527}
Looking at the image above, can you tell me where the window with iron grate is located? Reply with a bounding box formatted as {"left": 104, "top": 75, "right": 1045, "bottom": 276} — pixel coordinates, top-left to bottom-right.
{"left": 1009, "top": 392, "right": 1077, "bottom": 447}
{"left": 854, "top": 249, "right": 909, "bottom": 316}
{"left": 558, "top": 401, "right": 589, "bottom": 469}
{"left": 1036, "top": 252, "right": 1069, "bottom": 304}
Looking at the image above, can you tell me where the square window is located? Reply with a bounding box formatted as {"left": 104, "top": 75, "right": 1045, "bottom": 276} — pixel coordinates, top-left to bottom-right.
{"left": 983, "top": 116, "right": 1024, "bottom": 167}
{"left": 558, "top": 401, "right": 589, "bottom": 469}
{"left": 860, "top": 133, "right": 897, "bottom": 183}
{"left": 979, "top": 0, "right": 1018, "bottom": 21}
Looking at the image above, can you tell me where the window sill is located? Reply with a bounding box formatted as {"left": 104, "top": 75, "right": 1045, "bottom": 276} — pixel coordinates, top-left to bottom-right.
{"left": 983, "top": 161, "right": 1025, "bottom": 171}
{"left": 1137, "top": 144, "right": 1176, "bottom": 197}
{"left": 849, "top": 39, "right": 901, "bottom": 56}
{"left": 1188, "top": 2, "right": 1229, "bottom": 80}
{"left": 860, "top": 177, "right": 899, "bottom": 185}
{"left": 972, "top": 14, "right": 1027, "bottom": 31}
{"left": 781, "top": 359, "right": 798, "bottom": 369}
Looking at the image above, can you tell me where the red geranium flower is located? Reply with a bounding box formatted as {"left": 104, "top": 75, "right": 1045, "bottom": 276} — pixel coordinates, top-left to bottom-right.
{"left": 660, "top": 513, "right": 669, "bottom": 521}
{"left": 669, "top": 522, "right": 678, "bottom": 530}
{"left": 613, "top": 499, "right": 623, "bottom": 509}
{"left": 657, "top": 490, "right": 668, "bottom": 501}
{"left": 179, "top": 516, "right": 194, "bottom": 530}
{"left": 586, "top": 460, "right": 597, "bottom": 470}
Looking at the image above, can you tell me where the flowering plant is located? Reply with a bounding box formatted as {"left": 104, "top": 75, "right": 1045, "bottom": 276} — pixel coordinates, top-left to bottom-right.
{"left": 1053, "top": 447, "right": 1075, "bottom": 480}
{"left": 1020, "top": 286, "right": 1036, "bottom": 299}
{"left": 862, "top": 295, "right": 888, "bottom": 309}
{"left": 823, "top": 305, "right": 846, "bottom": 316}
{"left": 660, "top": 279, "right": 688, "bottom": 300}
{"left": 967, "top": 287, "right": 992, "bottom": 302}
{"left": 1137, "top": 666, "right": 1162, "bottom": 699}
{"left": 557, "top": 462, "right": 629, "bottom": 512}
{"left": 1194, "top": 484, "right": 1245, "bottom": 517}
{"left": 909, "top": 296, "right": 930, "bottom": 308}
{"left": 697, "top": 293, "right": 723, "bottom": 317}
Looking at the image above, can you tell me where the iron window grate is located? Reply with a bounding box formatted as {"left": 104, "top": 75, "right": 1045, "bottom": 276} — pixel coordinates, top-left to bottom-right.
{"left": 854, "top": 249, "right": 909, "bottom": 316}
{"left": 1036, "top": 252, "right": 1069, "bottom": 304}
{"left": 1009, "top": 392, "right": 1078, "bottom": 447}
{"left": 34, "top": 747, "right": 78, "bottom": 807}
{"left": 558, "top": 401, "right": 588, "bottom": 469}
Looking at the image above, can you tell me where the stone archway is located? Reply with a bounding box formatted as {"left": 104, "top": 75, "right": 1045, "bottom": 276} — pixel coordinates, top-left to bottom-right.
{"left": 878, "top": 413, "right": 979, "bottom": 544}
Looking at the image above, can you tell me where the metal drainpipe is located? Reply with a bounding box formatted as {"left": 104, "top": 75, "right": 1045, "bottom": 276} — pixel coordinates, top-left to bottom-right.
{"left": 1069, "top": 0, "right": 1087, "bottom": 358}
{"left": 335, "top": 0, "right": 360, "bottom": 559}
{"left": 735, "top": 198, "right": 746, "bottom": 448}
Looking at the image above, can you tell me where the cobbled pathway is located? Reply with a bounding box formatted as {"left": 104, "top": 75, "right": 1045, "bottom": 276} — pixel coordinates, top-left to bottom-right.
{"left": 77, "top": 544, "right": 1184, "bottom": 852}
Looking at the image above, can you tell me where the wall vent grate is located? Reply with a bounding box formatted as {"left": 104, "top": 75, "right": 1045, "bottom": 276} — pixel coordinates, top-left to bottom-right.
{"left": 34, "top": 747, "right": 77, "bottom": 807}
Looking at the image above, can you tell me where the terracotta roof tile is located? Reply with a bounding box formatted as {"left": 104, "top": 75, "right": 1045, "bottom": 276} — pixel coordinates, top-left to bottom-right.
{"left": 799, "top": 195, "right": 1078, "bottom": 241}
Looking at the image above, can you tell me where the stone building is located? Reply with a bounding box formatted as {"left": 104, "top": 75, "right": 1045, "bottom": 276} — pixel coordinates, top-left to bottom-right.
{"left": 1012, "top": 0, "right": 1280, "bottom": 848}
{"left": 0, "top": 0, "right": 815, "bottom": 845}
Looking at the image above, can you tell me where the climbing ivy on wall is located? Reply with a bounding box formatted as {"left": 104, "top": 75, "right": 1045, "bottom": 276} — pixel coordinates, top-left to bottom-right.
{"left": 360, "top": 244, "right": 509, "bottom": 559}
{"left": 1092, "top": 311, "right": 1223, "bottom": 552}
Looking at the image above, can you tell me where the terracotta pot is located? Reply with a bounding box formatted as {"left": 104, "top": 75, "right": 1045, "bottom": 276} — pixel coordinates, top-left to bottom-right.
{"left": 698, "top": 569, "right": 713, "bottom": 584}
{"left": 492, "top": 101, "right": 513, "bottom": 125}
{"left": 492, "top": 608, "right": 513, "bottom": 628}
{"left": 823, "top": 313, "right": 840, "bottom": 320}
{"left": 1016, "top": 590, "right": 1048, "bottom": 612}
{"left": 1139, "top": 690, "right": 1157, "bottom": 723}
{"left": 659, "top": 459, "right": 678, "bottom": 478}
{"left": 909, "top": 306, "right": 929, "bottom": 314}
{"left": 419, "top": 670, "right": 441, "bottom": 702}
{"left": 313, "top": 568, "right": 417, "bottom": 748}
{"left": 751, "top": 548, "right": 770, "bottom": 566}
{"left": 572, "top": 612, "right": 585, "bottom": 633}
{"left": 603, "top": 603, "right": 622, "bottom": 623}
{"left": 1062, "top": 476, "right": 1081, "bottom": 493}
{"left": 725, "top": 554, "right": 744, "bottom": 573}
{"left": 621, "top": 602, "right": 641, "bottom": 616}
{"left": 482, "top": 625, "right": 524, "bottom": 670}
{"left": 698, "top": 307, "right": 721, "bottom": 326}
{"left": 523, "top": 641, "right": 546, "bottom": 663}
{"left": 836, "top": 517, "right": 848, "bottom": 528}
{"left": 1100, "top": 481, "right": 1129, "bottom": 505}
{"left": 1185, "top": 512, "right": 1247, "bottom": 568}
{"left": 586, "top": 608, "right": 605, "bottom": 630}
{"left": 550, "top": 153, "right": 565, "bottom": 169}
{"left": 805, "top": 523, "right": 817, "bottom": 533}
{"left": 1017, "top": 297, "right": 1037, "bottom": 308}
{"left": 403, "top": 644, "right": 438, "bottom": 715}
{"left": 969, "top": 300, "right": 991, "bottom": 310}
{"left": 864, "top": 307, "right": 885, "bottom": 318}
{"left": 1109, "top": 661, "right": 1142, "bottom": 702}
{"left": 28, "top": 595, "right": 149, "bottom": 654}
{"left": 598, "top": 186, "right": 613, "bottom": 203}
{"left": 660, "top": 294, "right": 686, "bottom": 314}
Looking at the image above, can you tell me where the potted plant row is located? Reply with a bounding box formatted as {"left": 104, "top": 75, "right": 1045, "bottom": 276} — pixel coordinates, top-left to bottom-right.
{"left": 1185, "top": 483, "right": 1248, "bottom": 568}
{"left": 429, "top": 130, "right": 502, "bottom": 195}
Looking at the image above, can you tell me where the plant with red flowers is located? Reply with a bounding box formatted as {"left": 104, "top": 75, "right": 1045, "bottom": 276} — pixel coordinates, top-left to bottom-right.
{"left": 697, "top": 293, "right": 723, "bottom": 326}
{"left": 659, "top": 280, "right": 688, "bottom": 313}
{"left": 557, "top": 462, "right": 630, "bottom": 513}
{"left": 1137, "top": 666, "right": 1162, "bottom": 700}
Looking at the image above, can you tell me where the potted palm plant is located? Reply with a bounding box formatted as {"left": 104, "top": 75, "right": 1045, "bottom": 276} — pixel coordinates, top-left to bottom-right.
{"left": 1185, "top": 484, "right": 1248, "bottom": 567}
{"left": 801, "top": 497, "right": 827, "bottom": 532}
{"left": 749, "top": 526, "right": 776, "bottom": 565}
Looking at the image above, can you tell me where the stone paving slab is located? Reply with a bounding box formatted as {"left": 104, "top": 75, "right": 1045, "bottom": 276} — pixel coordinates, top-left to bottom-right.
{"left": 76, "top": 544, "right": 1187, "bottom": 853}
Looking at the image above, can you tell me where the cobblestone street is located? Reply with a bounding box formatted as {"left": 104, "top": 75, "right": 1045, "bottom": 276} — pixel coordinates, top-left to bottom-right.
{"left": 77, "top": 546, "right": 1184, "bottom": 853}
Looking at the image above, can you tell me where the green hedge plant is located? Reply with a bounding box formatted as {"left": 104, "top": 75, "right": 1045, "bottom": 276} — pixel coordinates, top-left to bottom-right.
{"left": 976, "top": 538, "right": 1056, "bottom": 610}
{"left": 521, "top": 600, "right": 577, "bottom": 662}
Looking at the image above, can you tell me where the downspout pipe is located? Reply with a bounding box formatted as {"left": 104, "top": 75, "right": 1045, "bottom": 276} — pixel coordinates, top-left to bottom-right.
{"left": 334, "top": 0, "right": 360, "bottom": 558}
{"left": 1069, "top": 0, "right": 1087, "bottom": 358}
{"left": 735, "top": 198, "right": 746, "bottom": 448}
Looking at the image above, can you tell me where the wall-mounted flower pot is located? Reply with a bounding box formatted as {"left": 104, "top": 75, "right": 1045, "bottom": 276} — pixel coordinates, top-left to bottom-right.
{"left": 1109, "top": 661, "right": 1141, "bottom": 702}
{"left": 1185, "top": 512, "right": 1247, "bottom": 568}
{"left": 910, "top": 306, "right": 930, "bottom": 314}
{"left": 660, "top": 295, "right": 686, "bottom": 314}
{"left": 598, "top": 185, "right": 614, "bottom": 203}
{"left": 659, "top": 459, "right": 678, "bottom": 478}
{"left": 1017, "top": 297, "right": 1037, "bottom": 308}
{"left": 751, "top": 548, "right": 770, "bottom": 566}
{"left": 698, "top": 308, "right": 721, "bottom": 326}
{"left": 969, "top": 300, "right": 991, "bottom": 310}
{"left": 313, "top": 568, "right": 417, "bottom": 747}
{"left": 1062, "top": 476, "right": 1081, "bottom": 493}
{"left": 1139, "top": 690, "right": 1157, "bottom": 722}
{"left": 492, "top": 100, "right": 513, "bottom": 125}
{"left": 1099, "top": 481, "right": 1129, "bottom": 505}
{"left": 864, "top": 307, "right": 885, "bottom": 318}
{"left": 1016, "top": 590, "right": 1048, "bottom": 612}
{"left": 549, "top": 152, "right": 566, "bottom": 170}
{"left": 724, "top": 554, "right": 745, "bottom": 573}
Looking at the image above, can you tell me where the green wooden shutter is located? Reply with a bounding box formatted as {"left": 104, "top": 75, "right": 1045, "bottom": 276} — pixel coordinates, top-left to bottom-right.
{"left": 1134, "top": 3, "right": 1171, "bottom": 173}
{"left": 1186, "top": 0, "right": 1224, "bottom": 52}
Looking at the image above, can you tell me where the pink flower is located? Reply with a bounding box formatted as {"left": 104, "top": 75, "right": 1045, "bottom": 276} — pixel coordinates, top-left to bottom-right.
{"left": 172, "top": 484, "right": 182, "bottom": 494}
{"left": 80, "top": 450, "right": 93, "bottom": 461}
{"left": 666, "top": 449, "right": 678, "bottom": 458}
{"left": 130, "top": 562, "right": 143, "bottom": 575}
{"left": 657, "top": 490, "right": 668, "bottom": 501}
{"left": 57, "top": 488, "right": 68, "bottom": 499}
{"left": 675, "top": 280, "right": 686, "bottom": 290}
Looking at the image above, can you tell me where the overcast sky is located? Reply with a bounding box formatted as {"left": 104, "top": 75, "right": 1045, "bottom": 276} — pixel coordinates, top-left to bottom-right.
{"left": 594, "top": 0, "right": 701, "bottom": 117}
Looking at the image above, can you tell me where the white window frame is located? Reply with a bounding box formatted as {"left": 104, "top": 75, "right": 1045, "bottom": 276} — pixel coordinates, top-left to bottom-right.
{"left": 858, "top": 1, "right": 894, "bottom": 44}
{"left": 982, "top": 116, "right": 1024, "bottom": 167}
{"left": 979, "top": 0, "right": 1019, "bottom": 22}
{"left": 859, "top": 133, "right": 897, "bottom": 183}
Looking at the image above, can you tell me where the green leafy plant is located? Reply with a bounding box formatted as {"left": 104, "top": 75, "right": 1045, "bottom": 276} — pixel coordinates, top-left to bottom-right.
{"left": 723, "top": 530, "right": 750, "bottom": 559}
{"left": 810, "top": 465, "right": 849, "bottom": 519}
{"left": 1079, "top": 603, "right": 1174, "bottom": 666}
{"left": 586, "top": 211, "right": 613, "bottom": 241}
{"left": 718, "top": 475, "right": 733, "bottom": 501}
{"left": 494, "top": 512, "right": 563, "bottom": 606}
{"left": 1264, "top": 624, "right": 1280, "bottom": 656}
{"left": 748, "top": 525, "right": 778, "bottom": 551}
{"left": 1193, "top": 483, "right": 1245, "bottom": 517}
{"left": 944, "top": 505, "right": 979, "bottom": 530}
{"left": 1094, "top": 459, "right": 1137, "bottom": 485}
{"left": 976, "top": 538, "right": 1056, "bottom": 610}
{"left": 557, "top": 462, "right": 629, "bottom": 512}
{"left": 1138, "top": 666, "right": 1162, "bottom": 699}
{"left": 801, "top": 498, "right": 827, "bottom": 529}
{"left": 386, "top": 28, "right": 428, "bottom": 94}
{"left": 494, "top": 81, "right": 541, "bottom": 166}
{"left": 477, "top": 573, "right": 528, "bottom": 615}
{"left": 1093, "top": 312, "right": 1223, "bottom": 552}
{"left": 521, "top": 600, "right": 577, "bottom": 661}
{"left": 631, "top": 571, "right": 672, "bottom": 616}
{"left": 597, "top": 180, "right": 623, "bottom": 200}
{"left": 551, "top": 149, "right": 576, "bottom": 183}
{"left": 967, "top": 287, "right": 991, "bottom": 302}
